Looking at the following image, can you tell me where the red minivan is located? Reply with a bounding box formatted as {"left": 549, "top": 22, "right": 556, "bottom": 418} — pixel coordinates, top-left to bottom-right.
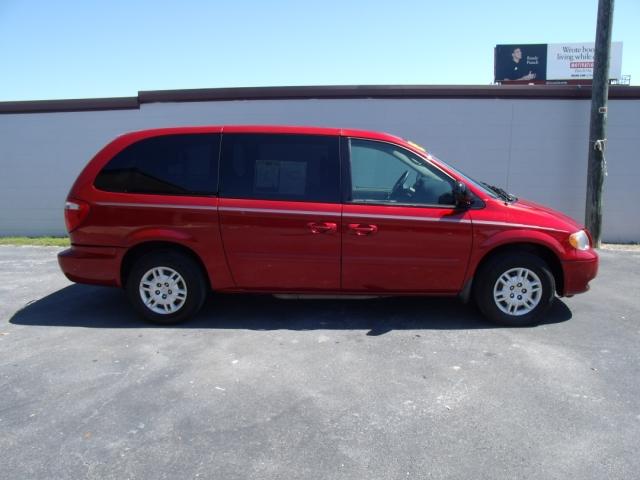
{"left": 58, "top": 126, "right": 598, "bottom": 326}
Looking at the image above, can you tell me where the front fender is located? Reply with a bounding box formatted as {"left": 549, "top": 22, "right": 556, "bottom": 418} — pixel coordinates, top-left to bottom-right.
{"left": 477, "top": 228, "right": 566, "bottom": 257}
{"left": 463, "top": 227, "right": 568, "bottom": 288}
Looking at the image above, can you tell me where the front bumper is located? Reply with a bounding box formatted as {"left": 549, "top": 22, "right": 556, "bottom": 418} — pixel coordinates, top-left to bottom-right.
{"left": 561, "top": 250, "right": 599, "bottom": 296}
{"left": 58, "top": 245, "right": 125, "bottom": 287}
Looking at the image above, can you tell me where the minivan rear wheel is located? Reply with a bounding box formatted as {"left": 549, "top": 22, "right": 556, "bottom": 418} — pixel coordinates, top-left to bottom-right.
{"left": 126, "top": 250, "right": 207, "bottom": 325}
{"left": 473, "top": 252, "right": 555, "bottom": 327}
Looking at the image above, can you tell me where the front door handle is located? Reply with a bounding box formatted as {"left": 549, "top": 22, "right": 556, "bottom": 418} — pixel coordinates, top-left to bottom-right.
{"left": 307, "top": 222, "right": 337, "bottom": 234}
{"left": 348, "top": 223, "right": 378, "bottom": 236}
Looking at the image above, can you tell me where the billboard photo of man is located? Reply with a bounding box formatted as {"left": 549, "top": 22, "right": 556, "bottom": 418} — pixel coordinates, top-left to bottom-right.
{"left": 495, "top": 44, "right": 547, "bottom": 82}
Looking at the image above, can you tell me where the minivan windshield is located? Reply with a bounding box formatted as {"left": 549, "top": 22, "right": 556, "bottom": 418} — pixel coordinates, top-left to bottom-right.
{"left": 422, "top": 151, "right": 517, "bottom": 202}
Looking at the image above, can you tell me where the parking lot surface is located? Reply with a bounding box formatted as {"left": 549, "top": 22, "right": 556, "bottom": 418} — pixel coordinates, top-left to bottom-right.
{"left": 1, "top": 245, "right": 639, "bottom": 480}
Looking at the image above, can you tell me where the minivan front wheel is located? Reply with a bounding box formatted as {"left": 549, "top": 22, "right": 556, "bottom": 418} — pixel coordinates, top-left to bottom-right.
{"left": 474, "top": 252, "right": 555, "bottom": 327}
{"left": 126, "top": 250, "right": 207, "bottom": 325}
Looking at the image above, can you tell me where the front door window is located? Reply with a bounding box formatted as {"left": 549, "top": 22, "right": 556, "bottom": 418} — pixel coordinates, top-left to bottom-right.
{"left": 349, "top": 139, "right": 455, "bottom": 206}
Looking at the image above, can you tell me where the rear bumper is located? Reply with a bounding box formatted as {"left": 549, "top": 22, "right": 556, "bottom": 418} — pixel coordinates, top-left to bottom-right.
{"left": 58, "top": 245, "right": 125, "bottom": 287}
{"left": 561, "top": 251, "right": 599, "bottom": 296}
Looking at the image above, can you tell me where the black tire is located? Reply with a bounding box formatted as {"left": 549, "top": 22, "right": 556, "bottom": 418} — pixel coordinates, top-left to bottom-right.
{"left": 125, "top": 249, "right": 207, "bottom": 325}
{"left": 473, "top": 252, "right": 555, "bottom": 327}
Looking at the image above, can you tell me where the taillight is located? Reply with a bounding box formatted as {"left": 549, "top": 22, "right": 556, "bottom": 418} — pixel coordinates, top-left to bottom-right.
{"left": 64, "top": 199, "right": 90, "bottom": 232}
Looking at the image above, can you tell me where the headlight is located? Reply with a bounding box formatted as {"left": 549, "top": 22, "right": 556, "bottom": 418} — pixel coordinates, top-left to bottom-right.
{"left": 569, "top": 230, "right": 590, "bottom": 250}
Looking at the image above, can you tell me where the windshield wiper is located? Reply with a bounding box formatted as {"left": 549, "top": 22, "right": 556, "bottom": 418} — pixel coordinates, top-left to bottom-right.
{"left": 481, "top": 182, "right": 517, "bottom": 202}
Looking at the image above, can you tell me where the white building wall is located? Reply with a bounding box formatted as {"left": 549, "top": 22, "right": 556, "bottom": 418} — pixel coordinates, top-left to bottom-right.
{"left": 0, "top": 98, "right": 638, "bottom": 241}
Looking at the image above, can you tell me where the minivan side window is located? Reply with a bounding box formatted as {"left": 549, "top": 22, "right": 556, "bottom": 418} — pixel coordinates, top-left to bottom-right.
{"left": 219, "top": 134, "right": 340, "bottom": 203}
{"left": 94, "top": 134, "right": 220, "bottom": 195}
{"left": 348, "top": 138, "right": 455, "bottom": 206}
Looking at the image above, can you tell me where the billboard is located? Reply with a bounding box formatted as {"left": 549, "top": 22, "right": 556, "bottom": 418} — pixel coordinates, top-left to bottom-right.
{"left": 495, "top": 42, "right": 623, "bottom": 83}
{"left": 495, "top": 44, "right": 547, "bottom": 82}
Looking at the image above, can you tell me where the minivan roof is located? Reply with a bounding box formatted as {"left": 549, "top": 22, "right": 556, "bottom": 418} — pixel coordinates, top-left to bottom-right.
{"left": 119, "top": 125, "right": 408, "bottom": 146}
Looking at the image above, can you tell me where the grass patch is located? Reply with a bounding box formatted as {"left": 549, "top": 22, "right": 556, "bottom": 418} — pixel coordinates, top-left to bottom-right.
{"left": 0, "top": 236, "right": 70, "bottom": 247}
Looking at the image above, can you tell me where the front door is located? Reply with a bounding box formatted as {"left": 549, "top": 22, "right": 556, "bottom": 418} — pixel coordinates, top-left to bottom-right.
{"left": 218, "top": 133, "right": 342, "bottom": 291}
{"left": 341, "top": 138, "right": 473, "bottom": 293}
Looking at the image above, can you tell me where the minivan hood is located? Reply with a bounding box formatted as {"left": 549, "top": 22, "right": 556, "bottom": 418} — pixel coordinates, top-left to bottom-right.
{"left": 507, "top": 198, "right": 583, "bottom": 233}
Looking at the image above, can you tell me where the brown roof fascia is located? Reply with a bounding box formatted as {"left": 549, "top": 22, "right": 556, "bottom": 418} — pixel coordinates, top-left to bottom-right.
{"left": 138, "top": 84, "right": 640, "bottom": 102}
{"left": 2, "top": 85, "right": 639, "bottom": 114}
{"left": 0, "top": 96, "right": 139, "bottom": 114}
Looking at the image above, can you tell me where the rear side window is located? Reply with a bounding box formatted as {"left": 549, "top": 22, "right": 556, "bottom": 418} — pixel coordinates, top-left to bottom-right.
{"left": 94, "top": 134, "right": 220, "bottom": 195}
{"left": 219, "top": 134, "right": 340, "bottom": 203}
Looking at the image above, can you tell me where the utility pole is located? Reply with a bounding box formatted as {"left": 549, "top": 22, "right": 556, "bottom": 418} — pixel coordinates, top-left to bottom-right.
{"left": 585, "top": 0, "right": 615, "bottom": 247}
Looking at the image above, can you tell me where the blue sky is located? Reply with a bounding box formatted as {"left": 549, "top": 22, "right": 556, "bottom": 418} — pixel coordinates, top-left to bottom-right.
{"left": 1, "top": 0, "right": 638, "bottom": 101}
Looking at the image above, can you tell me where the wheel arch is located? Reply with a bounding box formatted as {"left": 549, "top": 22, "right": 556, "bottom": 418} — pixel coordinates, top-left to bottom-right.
{"left": 120, "top": 241, "right": 212, "bottom": 290}
{"left": 469, "top": 242, "right": 564, "bottom": 297}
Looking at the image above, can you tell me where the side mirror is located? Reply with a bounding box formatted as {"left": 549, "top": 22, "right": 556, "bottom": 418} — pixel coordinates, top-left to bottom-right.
{"left": 454, "top": 181, "right": 473, "bottom": 209}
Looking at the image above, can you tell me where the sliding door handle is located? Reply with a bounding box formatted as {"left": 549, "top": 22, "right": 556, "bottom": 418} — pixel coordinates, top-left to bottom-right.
{"left": 307, "top": 222, "right": 337, "bottom": 234}
{"left": 348, "top": 224, "right": 378, "bottom": 236}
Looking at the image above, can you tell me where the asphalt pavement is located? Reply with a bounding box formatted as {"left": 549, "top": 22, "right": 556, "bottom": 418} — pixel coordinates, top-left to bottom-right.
{"left": 1, "top": 245, "right": 639, "bottom": 480}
